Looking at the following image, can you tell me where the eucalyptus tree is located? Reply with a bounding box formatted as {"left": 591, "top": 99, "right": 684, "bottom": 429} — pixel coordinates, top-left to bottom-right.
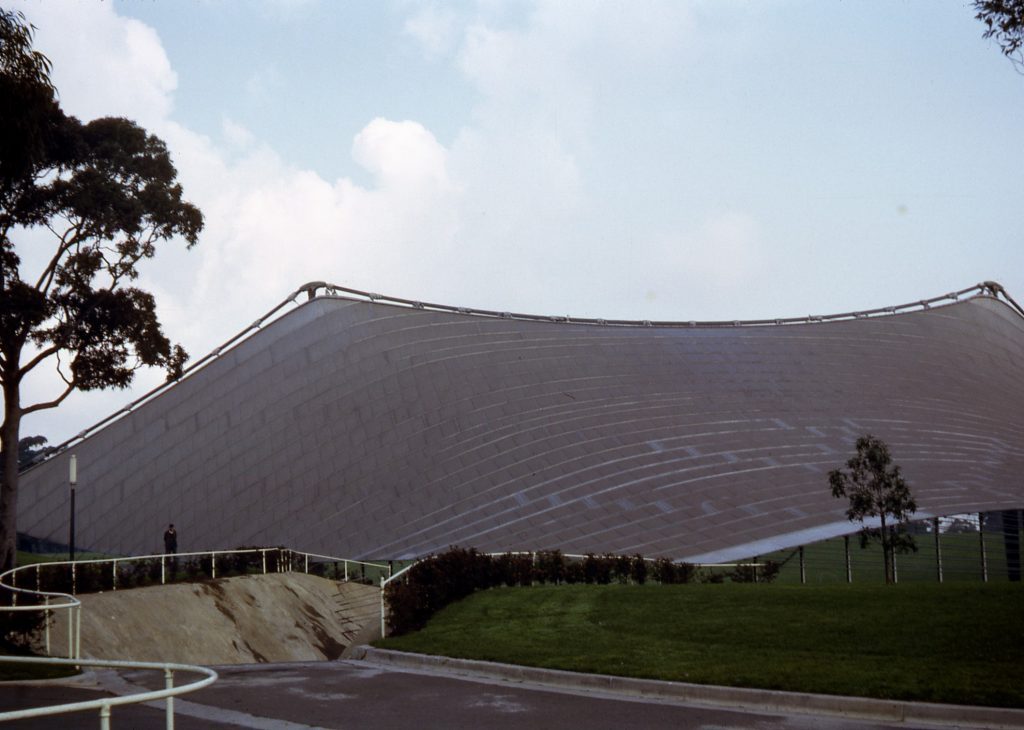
{"left": 0, "top": 11, "right": 202, "bottom": 570}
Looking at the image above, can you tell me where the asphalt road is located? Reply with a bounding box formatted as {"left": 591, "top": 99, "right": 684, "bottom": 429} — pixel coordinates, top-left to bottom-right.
{"left": 0, "top": 660, "right": 977, "bottom": 730}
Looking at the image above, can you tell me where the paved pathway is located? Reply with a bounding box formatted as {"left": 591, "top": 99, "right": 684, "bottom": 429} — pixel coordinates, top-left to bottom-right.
{"left": 2, "top": 659, "right": 1000, "bottom": 730}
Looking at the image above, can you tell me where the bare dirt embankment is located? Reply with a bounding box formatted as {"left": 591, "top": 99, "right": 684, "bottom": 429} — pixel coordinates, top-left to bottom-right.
{"left": 52, "top": 573, "right": 380, "bottom": 664}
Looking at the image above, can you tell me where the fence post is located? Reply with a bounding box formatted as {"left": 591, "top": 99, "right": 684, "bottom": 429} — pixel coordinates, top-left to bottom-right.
{"left": 71, "top": 562, "right": 76, "bottom": 595}
{"left": 892, "top": 548, "right": 898, "bottom": 584}
{"left": 934, "top": 517, "right": 942, "bottom": 583}
{"left": 844, "top": 535, "right": 852, "bottom": 583}
{"left": 211, "top": 553, "right": 217, "bottom": 580}
{"left": 979, "top": 512, "right": 988, "bottom": 582}
{"left": 112, "top": 560, "right": 117, "bottom": 591}
{"left": 799, "top": 546, "right": 806, "bottom": 584}
{"left": 305, "top": 554, "right": 309, "bottom": 574}
{"left": 380, "top": 576, "right": 387, "bottom": 639}
{"left": 44, "top": 595, "right": 50, "bottom": 656}
{"left": 262, "top": 550, "right": 267, "bottom": 574}
{"left": 36, "top": 564, "right": 41, "bottom": 592}
{"left": 344, "top": 560, "right": 348, "bottom": 581}
{"left": 161, "top": 556, "right": 166, "bottom": 585}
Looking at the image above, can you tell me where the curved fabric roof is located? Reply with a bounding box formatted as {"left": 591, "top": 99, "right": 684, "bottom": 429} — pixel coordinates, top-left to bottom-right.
{"left": 17, "top": 284, "right": 1024, "bottom": 561}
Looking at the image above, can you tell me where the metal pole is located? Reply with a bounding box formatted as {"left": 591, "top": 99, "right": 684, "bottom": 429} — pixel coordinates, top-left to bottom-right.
{"left": 44, "top": 596, "right": 50, "bottom": 656}
{"left": 262, "top": 549, "right": 267, "bottom": 574}
{"left": 799, "top": 546, "right": 806, "bottom": 584}
{"left": 161, "top": 556, "right": 166, "bottom": 584}
{"left": 69, "top": 455, "right": 77, "bottom": 563}
{"left": 892, "top": 548, "right": 898, "bottom": 584}
{"left": 113, "top": 560, "right": 117, "bottom": 590}
{"left": 100, "top": 703, "right": 111, "bottom": 730}
{"left": 844, "top": 535, "right": 851, "bottom": 583}
{"left": 165, "top": 667, "right": 175, "bottom": 730}
{"left": 211, "top": 553, "right": 216, "bottom": 580}
{"left": 934, "top": 517, "right": 942, "bottom": 583}
{"left": 979, "top": 512, "right": 988, "bottom": 582}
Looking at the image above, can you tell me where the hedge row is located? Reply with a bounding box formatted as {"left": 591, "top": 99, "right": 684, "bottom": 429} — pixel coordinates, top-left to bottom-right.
{"left": 384, "top": 548, "right": 779, "bottom": 637}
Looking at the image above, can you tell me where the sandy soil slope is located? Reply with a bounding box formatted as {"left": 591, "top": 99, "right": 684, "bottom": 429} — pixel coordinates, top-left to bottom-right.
{"left": 51, "top": 573, "right": 381, "bottom": 664}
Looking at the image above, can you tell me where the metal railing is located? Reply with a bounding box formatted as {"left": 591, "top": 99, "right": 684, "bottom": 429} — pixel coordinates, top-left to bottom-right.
{"left": 0, "top": 545, "right": 388, "bottom": 727}
{"left": 3, "top": 547, "right": 390, "bottom": 598}
{"left": 0, "top": 656, "right": 216, "bottom": 729}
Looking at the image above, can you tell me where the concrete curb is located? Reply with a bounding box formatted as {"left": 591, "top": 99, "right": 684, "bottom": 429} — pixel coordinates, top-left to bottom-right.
{"left": 353, "top": 647, "right": 1024, "bottom": 729}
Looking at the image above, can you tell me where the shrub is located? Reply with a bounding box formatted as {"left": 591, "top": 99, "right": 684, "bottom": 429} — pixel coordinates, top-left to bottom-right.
{"left": 630, "top": 554, "right": 648, "bottom": 585}
{"left": 535, "top": 550, "right": 566, "bottom": 584}
{"left": 614, "top": 554, "right": 632, "bottom": 584}
{"left": 583, "top": 553, "right": 614, "bottom": 584}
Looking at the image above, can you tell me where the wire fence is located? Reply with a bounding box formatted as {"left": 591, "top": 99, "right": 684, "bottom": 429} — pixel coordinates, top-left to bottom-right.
{"left": 746, "top": 511, "right": 1023, "bottom": 585}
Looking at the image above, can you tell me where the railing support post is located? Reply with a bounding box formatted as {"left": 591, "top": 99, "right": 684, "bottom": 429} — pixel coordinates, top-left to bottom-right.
{"left": 113, "top": 560, "right": 118, "bottom": 591}
{"left": 934, "top": 517, "right": 942, "bottom": 583}
{"left": 44, "top": 596, "right": 50, "bottom": 656}
{"left": 161, "top": 556, "right": 166, "bottom": 585}
{"left": 262, "top": 550, "right": 267, "bottom": 574}
{"left": 211, "top": 553, "right": 216, "bottom": 580}
{"left": 799, "top": 546, "right": 806, "bottom": 584}
{"left": 165, "top": 667, "right": 175, "bottom": 730}
{"left": 100, "top": 703, "right": 111, "bottom": 730}
{"left": 305, "top": 554, "right": 309, "bottom": 574}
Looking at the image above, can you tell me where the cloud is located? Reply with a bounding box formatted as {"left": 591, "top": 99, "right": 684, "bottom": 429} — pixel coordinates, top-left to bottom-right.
{"left": 403, "top": 4, "right": 460, "bottom": 59}
{"left": 19, "top": 1, "right": 176, "bottom": 128}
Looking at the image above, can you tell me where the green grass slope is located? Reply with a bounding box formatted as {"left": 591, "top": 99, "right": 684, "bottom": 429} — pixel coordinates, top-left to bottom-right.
{"left": 379, "top": 583, "right": 1024, "bottom": 708}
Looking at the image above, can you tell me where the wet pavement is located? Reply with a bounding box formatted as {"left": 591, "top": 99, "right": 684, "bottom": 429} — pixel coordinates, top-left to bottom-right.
{"left": 0, "top": 659, "right": 978, "bottom": 730}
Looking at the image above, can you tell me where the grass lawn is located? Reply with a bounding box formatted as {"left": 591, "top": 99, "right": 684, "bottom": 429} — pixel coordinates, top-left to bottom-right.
{"left": 378, "top": 582, "right": 1024, "bottom": 708}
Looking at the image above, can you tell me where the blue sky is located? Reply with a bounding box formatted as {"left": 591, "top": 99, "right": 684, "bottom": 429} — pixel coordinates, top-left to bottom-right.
{"left": 12, "top": 0, "right": 1024, "bottom": 442}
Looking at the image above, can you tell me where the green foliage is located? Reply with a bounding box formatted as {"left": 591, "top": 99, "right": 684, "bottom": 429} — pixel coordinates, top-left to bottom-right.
{"left": 829, "top": 434, "right": 917, "bottom": 583}
{"left": 380, "top": 582, "right": 1024, "bottom": 708}
{"left": 0, "top": 10, "right": 58, "bottom": 186}
{"left": 0, "top": 596, "right": 47, "bottom": 653}
{"left": 729, "top": 560, "right": 780, "bottom": 583}
{"left": 975, "top": 0, "right": 1024, "bottom": 71}
{"left": 385, "top": 548, "right": 705, "bottom": 637}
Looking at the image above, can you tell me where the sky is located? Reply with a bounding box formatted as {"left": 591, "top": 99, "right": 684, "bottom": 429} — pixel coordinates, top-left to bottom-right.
{"left": 10, "top": 0, "right": 1024, "bottom": 445}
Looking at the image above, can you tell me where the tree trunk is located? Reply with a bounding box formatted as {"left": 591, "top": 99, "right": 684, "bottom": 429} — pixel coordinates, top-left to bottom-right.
{"left": 0, "top": 382, "right": 22, "bottom": 573}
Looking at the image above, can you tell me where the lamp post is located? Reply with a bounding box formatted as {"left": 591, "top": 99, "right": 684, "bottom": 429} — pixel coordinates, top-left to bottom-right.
{"left": 69, "top": 455, "right": 77, "bottom": 562}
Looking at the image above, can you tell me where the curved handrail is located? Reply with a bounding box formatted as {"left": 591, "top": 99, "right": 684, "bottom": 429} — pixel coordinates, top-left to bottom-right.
{"left": 0, "top": 565, "right": 81, "bottom": 659}
{"left": 1, "top": 545, "right": 384, "bottom": 725}
{"left": 22, "top": 280, "right": 1019, "bottom": 468}
{"left": 0, "top": 656, "right": 217, "bottom": 725}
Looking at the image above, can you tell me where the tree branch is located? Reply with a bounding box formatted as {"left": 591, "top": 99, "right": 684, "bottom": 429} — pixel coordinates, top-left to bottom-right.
{"left": 17, "top": 344, "right": 60, "bottom": 378}
{"left": 35, "top": 221, "right": 81, "bottom": 293}
{"left": 21, "top": 380, "right": 75, "bottom": 415}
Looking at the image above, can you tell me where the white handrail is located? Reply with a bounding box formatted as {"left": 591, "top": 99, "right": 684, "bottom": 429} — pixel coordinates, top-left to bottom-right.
{"left": 0, "top": 656, "right": 217, "bottom": 729}
{"left": 1, "top": 545, "right": 384, "bottom": 726}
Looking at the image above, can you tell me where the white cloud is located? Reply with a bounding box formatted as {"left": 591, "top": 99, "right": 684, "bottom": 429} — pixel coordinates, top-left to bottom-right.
{"left": 403, "top": 4, "right": 460, "bottom": 59}
{"left": 19, "top": 1, "right": 176, "bottom": 128}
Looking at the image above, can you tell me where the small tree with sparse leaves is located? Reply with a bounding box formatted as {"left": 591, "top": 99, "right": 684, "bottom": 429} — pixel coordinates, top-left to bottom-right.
{"left": 829, "top": 435, "right": 917, "bottom": 584}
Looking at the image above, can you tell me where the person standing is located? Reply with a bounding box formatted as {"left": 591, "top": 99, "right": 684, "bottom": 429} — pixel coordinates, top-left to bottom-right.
{"left": 163, "top": 523, "right": 178, "bottom": 554}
